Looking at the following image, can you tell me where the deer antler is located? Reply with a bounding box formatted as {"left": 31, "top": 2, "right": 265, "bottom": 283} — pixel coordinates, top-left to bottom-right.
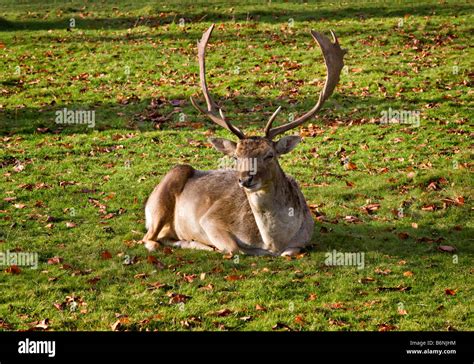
{"left": 190, "top": 24, "right": 245, "bottom": 139}
{"left": 265, "top": 30, "right": 347, "bottom": 140}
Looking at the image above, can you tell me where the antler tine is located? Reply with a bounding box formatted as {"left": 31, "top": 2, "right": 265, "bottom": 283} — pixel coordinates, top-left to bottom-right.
{"left": 190, "top": 24, "right": 245, "bottom": 139}
{"left": 266, "top": 30, "right": 347, "bottom": 140}
{"left": 264, "top": 106, "right": 282, "bottom": 137}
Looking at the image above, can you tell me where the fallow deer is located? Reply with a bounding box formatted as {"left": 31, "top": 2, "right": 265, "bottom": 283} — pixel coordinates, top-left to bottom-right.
{"left": 143, "top": 24, "right": 346, "bottom": 256}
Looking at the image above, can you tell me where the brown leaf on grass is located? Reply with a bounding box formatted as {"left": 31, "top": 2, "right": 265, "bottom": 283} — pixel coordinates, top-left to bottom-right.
{"left": 378, "top": 323, "right": 397, "bottom": 332}
{"left": 183, "top": 274, "right": 196, "bottom": 283}
{"left": 100, "top": 250, "right": 112, "bottom": 260}
{"left": 33, "top": 319, "right": 50, "bottom": 331}
{"left": 377, "top": 285, "right": 411, "bottom": 292}
{"left": 329, "top": 318, "right": 348, "bottom": 327}
{"left": 87, "top": 276, "right": 101, "bottom": 285}
{"left": 398, "top": 232, "right": 410, "bottom": 240}
{"left": 13, "top": 163, "right": 25, "bottom": 173}
{"left": 147, "top": 282, "right": 169, "bottom": 290}
{"left": 14, "top": 203, "right": 26, "bottom": 209}
{"left": 455, "top": 196, "right": 464, "bottom": 205}
{"left": 5, "top": 265, "right": 21, "bottom": 274}
{"left": 403, "top": 271, "right": 414, "bottom": 277}
{"left": 320, "top": 226, "right": 329, "bottom": 234}
{"left": 437, "top": 245, "right": 456, "bottom": 253}
{"left": 47, "top": 256, "right": 62, "bottom": 265}
{"left": 59, "top": 181, "right": 77, "bottom": 187}
{"left": 272, "top": 322, "right": 293, "bottom": 331}
{"left": 168, "top": 293, "right": 191, "bottom": 304}
{"left": 398, "top": 260, "right": 407, "bottom": 265}
{"left": 224, "top": 274, "right": 244, "bottom": 281}
{"left": 411, "top": 223, "right": 418, "bottom": 229}
{"left": 444, "top": 289, "right": 456, "bottom": 296}
{"left": 398, "top": 308, "right": 408, "bottom": 315}
{"left": 239, "top": 316, "right": 252, "bottom": 322}
{"left": 255, "top": 304, "right": 267, "bottom": 312}
{"left": 361, "top": 203, "right": 380, "bottom": 214}
{"left": 375, "top": 268, "right": 391, "bottom": 275}
{"left": 417, "top": 236, "right": 444, "bottom": 244}
{"left": 346, "top": 162, "right": 357, "bottom": 170}
{"left": 0, "top": 319, "right": 13, "bottom": 330}
{"left": 65, "top": 222, "right": 76, "bottom": 228}
{"left": 3, "top": 197, "right": 17, "bottom": 202}
{"left": 133, "top": 273, "right": 148, "bottom": 279}
{"left": 101, "top": 213, "right": 115, "bottom": 220}
{"left": 344, "top": 215, "right": 362, "bottom": 224}
{"left": 324, "top": 302, "right": 345, "bottom": 310}
{"left": 442, "top": 197, "right": 464, "bottom": 207}
{"left": 294, "top": 315, "right": 305, "bottom": 325}
{"left": 111, "top": 319, "right": 123, "bottom": 331}
{"left": 421, "top": 204, "right": 437, "bottom": 211}
{"left": 359, "top": 277, "right": 375, "bottom": 284}
{"left": 213, "top": 308, "right": 232, "bottom": 317}
{"left": 147, "top": 255, "right": 165, "bottom": 270}
{"left": 306, "top": 293, "right": 318, "bottom": 301}
{"left": 198, "top": 283, "right": 214, "bottom": 291}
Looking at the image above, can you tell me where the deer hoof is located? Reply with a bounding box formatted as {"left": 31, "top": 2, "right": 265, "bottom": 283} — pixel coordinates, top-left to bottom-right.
{"left": 281, "top": 248, "right": 301, "bottom": 257}
{"left": 144, "top": 240, "right": 159, "bottom": 252}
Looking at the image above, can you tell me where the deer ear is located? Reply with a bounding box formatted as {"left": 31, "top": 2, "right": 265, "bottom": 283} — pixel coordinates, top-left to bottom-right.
{"left": 275, "top": 135, "right": 301, "bottom": 155}
{"left": 209, "top": 138, "right": 237, "bottom": 156}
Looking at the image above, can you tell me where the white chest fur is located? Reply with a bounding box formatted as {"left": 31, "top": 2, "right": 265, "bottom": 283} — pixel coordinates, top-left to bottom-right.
{"left": 247, "top": 189, "right": 303, "bottom": 253}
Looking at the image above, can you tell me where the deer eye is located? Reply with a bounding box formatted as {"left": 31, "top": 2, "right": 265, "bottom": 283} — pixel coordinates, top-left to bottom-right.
{"left": 264, "top": 154, "right": 274, "bottom": 161}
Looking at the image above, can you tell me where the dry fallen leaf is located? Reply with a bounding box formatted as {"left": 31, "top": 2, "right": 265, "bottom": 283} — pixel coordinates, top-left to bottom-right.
{"left": 438, "top": 245, "right": 456, "bottom": 253}
{"left": 378, "top": 323, "right": 397, "bottom": 332}
{"left": 65, "top": 222, "right": 76, "bottom": 228}
{"left": 398, "top": 232, "right": 410, "bottom": 240}
{"left": 307, "top": 293, "right": 318, "bottom": 301}
{"left": 5, "top": 265, "right": 21, "bottom": 274}
{"left": 375, "top": 268, "right": 391, "bottom": 275}
{"left": 47, "top": 256, "right": 62, "bottom": 265}
{"left": 100, "top": 250, "right": 112, "bottom": 260}
{"left": 147, "top": 255, "right": 165, "bottom": 269}
{"left": 294, "top": 315, "right": 305, "bottom": 325}
{"left": 445, "top": 289, "right": 456, "bottom": 296}
{"left": 111, "top": 319, "right": 122, "bottom": 331}
{"left": 344, "top": 215, "right": 362, "bottom": 223}
{"left": 272, "top": 322, "right": 293, "bottom": 331}
{"left": 255, "top": 304, "right": 267, "bottom": 312}
{"left": 168, "top": 293, "right": 191, "bottom": 304}
{"left": 224, "top": 274, "right": 243, "bottom": 281}
{"left": 214, "top": 308, "right": 232, "bottom": 317}
{"left": 34, "top": 319, "right": 50, "bottom": 330}
{"left": 403, "top": 271, "right": 414, "bottom": 277}
{"left": 359, "top": 277, "right": 375, "bottom": 284}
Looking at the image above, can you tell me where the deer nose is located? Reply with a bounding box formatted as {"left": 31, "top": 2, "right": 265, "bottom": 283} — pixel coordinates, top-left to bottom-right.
{"left": 239, "top": 175, "right": 254, "bottom": 188}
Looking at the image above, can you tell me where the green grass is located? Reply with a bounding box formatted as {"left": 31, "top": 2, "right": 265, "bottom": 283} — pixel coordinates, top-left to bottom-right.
{"left": 0, "top": 0, "right": 472, "bottom": 331}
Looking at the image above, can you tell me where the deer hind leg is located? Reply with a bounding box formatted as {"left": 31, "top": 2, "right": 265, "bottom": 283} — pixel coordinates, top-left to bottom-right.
{"left": 143, "top": 165, "right": 195, "bottom": 252}
{"left": 199, "top": 206, "right": 241, "bottom": 254}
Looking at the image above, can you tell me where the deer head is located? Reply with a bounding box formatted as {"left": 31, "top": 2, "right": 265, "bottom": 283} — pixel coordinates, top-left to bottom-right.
{"left": 190, "top": 24, "right": 347, "bottom": 193}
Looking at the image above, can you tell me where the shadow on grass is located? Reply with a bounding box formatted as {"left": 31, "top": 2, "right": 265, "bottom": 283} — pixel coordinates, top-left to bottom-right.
{"left": 0, "top": 93, "right": 399, "bottom": 136}
{"left": 0, "top": 2, "right": 472, "bottom": 32}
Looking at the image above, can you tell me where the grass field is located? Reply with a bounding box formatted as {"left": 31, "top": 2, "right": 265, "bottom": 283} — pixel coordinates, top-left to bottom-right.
{"left": 0, "top": 0, "right": 472, "bottom": 331}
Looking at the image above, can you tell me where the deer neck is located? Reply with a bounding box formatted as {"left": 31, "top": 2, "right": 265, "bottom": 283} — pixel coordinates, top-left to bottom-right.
{"left": 245, "top": 162, "right": 304, "bottom": 253}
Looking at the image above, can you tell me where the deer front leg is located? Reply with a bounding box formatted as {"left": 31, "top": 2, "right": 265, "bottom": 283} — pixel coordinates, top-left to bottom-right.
{"left": 199, "top": 210, "right": 241, "bottom": 254}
